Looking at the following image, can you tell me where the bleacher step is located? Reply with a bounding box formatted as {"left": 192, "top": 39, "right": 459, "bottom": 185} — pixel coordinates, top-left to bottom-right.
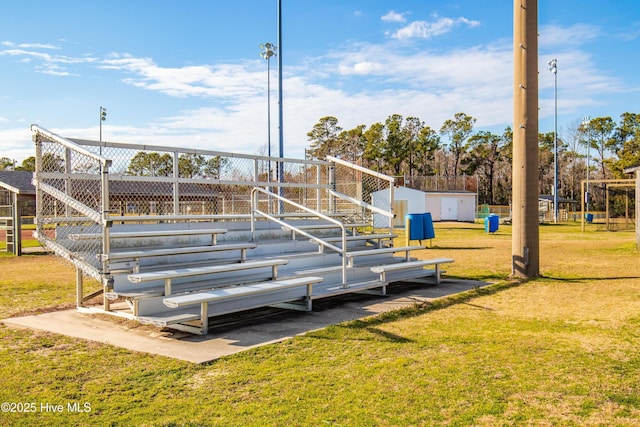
{"left": 138, "top": 309, "right": 200, "bottom": 327}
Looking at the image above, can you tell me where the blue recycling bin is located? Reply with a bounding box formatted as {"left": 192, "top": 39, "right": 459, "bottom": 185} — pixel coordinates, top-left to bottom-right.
{"left": 422, "top": 212, "right": 435, "bottom": 239}
{"left": 585, "top": 213, "right": 593, "bottom": 223}
{"left": 485, "top": 214, "right": 499, "bottom": 233}
{"left": 406, "top": 213, "right": 424, "bottom": 240}
{"left": 406, "top": 213, "right": 435, "bottom": 241}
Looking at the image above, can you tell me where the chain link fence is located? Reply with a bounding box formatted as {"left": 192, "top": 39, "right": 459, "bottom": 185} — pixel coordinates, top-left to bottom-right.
{"left": 402, "top": 175, "right": 478, "bottom": 193}
{"left": 32, "top": 126, "right": 396, "bottom": 282}
{"left": 327, "top": 156, "right": 395, "bottom": 228}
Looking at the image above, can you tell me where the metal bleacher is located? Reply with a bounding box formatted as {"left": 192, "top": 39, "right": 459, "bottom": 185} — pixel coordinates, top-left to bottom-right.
{"left": 31, "top": 125, "right": 453, "bottom": 335}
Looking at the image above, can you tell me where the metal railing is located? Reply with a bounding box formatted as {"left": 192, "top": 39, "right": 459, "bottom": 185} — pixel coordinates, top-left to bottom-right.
{"left": 326, "top": 156, "right": 395, "bottom": 232}
{"left": 32, "top": 125, "right": 110, "bottom": 280}
{"left": 251, "top": 186, "right": 348, "bottom": 286}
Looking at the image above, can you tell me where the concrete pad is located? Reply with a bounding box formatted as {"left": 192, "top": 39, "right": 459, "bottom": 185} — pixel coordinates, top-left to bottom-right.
{"left": 3, "top": 278, "right": 487, "bottom": 364}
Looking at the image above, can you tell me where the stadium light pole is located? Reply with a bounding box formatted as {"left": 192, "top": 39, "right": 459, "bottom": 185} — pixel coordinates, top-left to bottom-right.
{"left": 276, "top": 0, "right": 284, "bottom": 213}
{"left": 277, "top": 0, "right": 283, "bottom": 166}
{"left": 260, "top": 42, "right": 277, "bottom": 182}
{"left": 548, "top": 59, "right": 558, "bottom": 223}
{"left": 582, "top": 115, "right": 591, "bottom": 212}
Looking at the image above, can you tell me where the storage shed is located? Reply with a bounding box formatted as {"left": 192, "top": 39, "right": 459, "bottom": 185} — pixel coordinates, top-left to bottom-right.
{"left": 372, "top": 186, "right": 477, "bottom": 226}
{"left": 0, "top": 171, "right": 36, "bottom": 255}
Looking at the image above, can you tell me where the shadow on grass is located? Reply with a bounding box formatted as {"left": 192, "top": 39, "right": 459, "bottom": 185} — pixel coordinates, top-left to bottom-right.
{"left": 308, "top": 278, "right": 526, "bottom": 340}
{"left": 355, "top": 326, "right": 416, "bottom": 343}
{"left": 538, "top": 274, "right": 640, "bottom": 282}
{"left": 429, "top": 246, "right": 493, "bottom": 250}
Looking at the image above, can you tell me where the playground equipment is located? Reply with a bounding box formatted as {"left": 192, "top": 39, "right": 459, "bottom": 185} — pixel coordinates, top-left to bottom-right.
{"left": 31, "top": 125, "right": 454, "bottom": 335}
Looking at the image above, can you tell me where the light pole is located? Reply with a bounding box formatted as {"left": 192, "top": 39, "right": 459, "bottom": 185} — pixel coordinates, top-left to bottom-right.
{"left": 260, "top": 43, "right": 277, "bottom": 182}
{"left": 99, "top": 106, "right": 107, "bottom": 154}
{"left": 548, "top": 59, "right": 558, "bottom": 223}
{"left": 277, "top": 0, "right": 284, "bottom": 213}
{"left": 582, "top": 115, "right": 591, "bottom": 212}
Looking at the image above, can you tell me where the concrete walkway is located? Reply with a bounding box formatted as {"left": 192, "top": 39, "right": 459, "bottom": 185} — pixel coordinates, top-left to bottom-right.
{"left": 4, "top": 279, "right": 487, "bottom": 364}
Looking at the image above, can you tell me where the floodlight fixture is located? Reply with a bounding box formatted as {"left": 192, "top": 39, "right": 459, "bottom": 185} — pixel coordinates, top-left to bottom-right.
{"left": 99, "top": 106, "right": 107, "bottom": 148}
{"left": 260, "top": 43, "right": 277, "bottom": 185}
{"left": 260, "top": 43, "right": 277, "bottom": 60}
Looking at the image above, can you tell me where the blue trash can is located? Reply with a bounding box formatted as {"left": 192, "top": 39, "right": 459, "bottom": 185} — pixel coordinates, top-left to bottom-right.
{"left": 423, "top": 212, "right": 435, "bottom": 239}
{"left": 585, "top": 213, "right": 593, "bottom": 223}
{"left": 406, "top": 213, "right": 424, "bottom": 240}
{"left": 485, "top": 214, "right": 499, "bottom": 233}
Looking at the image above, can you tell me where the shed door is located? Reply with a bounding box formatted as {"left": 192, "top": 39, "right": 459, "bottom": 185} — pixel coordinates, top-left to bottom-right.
{"left": 441, "top": 197, "right": 458, "bottom": 220}
{"left": 393, "top": 200, "right": 408, "bottom": 227}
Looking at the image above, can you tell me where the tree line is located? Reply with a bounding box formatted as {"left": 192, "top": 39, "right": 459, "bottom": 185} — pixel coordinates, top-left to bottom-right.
{"left": 0, "top": 153, "right": 230, "bottom": 179}
{"left": 0, "top": 157, "right": 34, "bottom": 171}
{"left": 305, "top": 112, "right": 640, "bottom": 209}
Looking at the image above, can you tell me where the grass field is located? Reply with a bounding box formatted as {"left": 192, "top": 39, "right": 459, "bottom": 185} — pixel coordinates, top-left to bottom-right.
{"left": 1, "top": 222, "right": 639, "bottom": 426}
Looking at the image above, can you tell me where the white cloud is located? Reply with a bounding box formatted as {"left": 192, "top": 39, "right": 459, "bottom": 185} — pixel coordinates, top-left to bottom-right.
{"left": 2, "top": 41, "right": 60, "bottom": 49}
{"left": 339, "top": 60, "right": 384, "bottom": 75}
{"left": 392, "top": 16, "right": 480, "bottom": 39}
{"left": 0, "top": 48, "right": 55, "bottom": 61}
{"left": 0, "top": 46, "right": 97, "bottom": 76}
{"left": 539, "top": 23, "right": 600, "bottom": 48}
{"left": 38, "top": 64, "right": 76, "bottom": 76}
{"left": 381, "top": 11, "right": 406, "bottom": 23}
{"left": 101, "top": 54, "right": 264, "bottom": 98}
{"left": 0, "top": 127, "right": 37, "bottom": 162}
{"left": 617, "top": 22, "right": 640, "bottom": 41}
{"left": 0, "top": 22, "right": 628, "bottom": 163}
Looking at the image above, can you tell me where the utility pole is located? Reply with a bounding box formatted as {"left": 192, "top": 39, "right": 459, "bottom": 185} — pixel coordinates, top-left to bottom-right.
{"left": 512, "top": 0, "right": 539, "bottom": 277}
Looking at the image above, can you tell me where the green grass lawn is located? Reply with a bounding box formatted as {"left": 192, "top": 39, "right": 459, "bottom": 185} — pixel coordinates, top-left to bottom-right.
{"left": 1, "top": 222, "right": 639, "bottom": 426}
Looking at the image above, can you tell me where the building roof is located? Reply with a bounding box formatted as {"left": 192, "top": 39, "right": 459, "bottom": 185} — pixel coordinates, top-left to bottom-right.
{"left": 623, "top": 165, "right": 640, "bottom": 174}
{"left": 539, "top": 195, "right": 578, "bottom": 204}
{"left": 390, "top": 186, "right": 476, "bottom": 195}
{"left": 0, "top": 171, "right": 35, "bottom": 195}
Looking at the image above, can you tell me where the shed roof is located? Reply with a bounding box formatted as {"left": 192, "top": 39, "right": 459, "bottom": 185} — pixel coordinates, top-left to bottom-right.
{"left": 0, "top": 171, "right": 35, "bottom": 195}
{"left": 623, "top": 165, "right": 640, "bottom": 174}
{"left": 539, "top": 195, "right": 578, "bottom": 204}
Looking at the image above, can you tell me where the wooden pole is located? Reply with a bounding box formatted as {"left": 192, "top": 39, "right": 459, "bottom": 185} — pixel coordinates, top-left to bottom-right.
{"left": 512, "top": 0, "right": 539, "bottom": 277}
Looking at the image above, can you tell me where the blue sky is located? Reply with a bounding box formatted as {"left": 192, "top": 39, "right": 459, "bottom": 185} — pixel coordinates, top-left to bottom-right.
{"left": 1, "top": 1, "right": 639, "bottom": 163}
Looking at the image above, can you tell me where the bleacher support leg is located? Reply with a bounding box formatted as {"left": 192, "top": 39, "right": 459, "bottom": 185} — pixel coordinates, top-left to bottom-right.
{"left": 200, "top": 302, "right": 209, "bottom": 335}
{"left": 76, "top": 267, "right": 83, "bottom": 308}
{"left": 103, "top": 285, "right": 110, "bottom": 311}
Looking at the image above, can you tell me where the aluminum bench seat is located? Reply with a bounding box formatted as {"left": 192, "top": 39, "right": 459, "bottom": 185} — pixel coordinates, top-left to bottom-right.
{"left": 371, "top": 258, "right": 454, "bottom": 284}
{"left": 127, "top": 258, "right": 289, "bottom": 295}
{"left": 148, "top": 276, "right": 324, "bottom": 334}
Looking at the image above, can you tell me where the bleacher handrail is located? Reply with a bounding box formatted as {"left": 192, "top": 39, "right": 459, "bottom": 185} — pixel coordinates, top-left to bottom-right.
{"left": 326, "top": 155, "right": 396, "bottom": 233}
{"left": 328, "top": 189, "right": 395, "bottom": 219}
{"left": 31, "top": 125, "right": 111, "bottom": 168}
{"left": 250, "top": 186, "right": 348, "bottom": 287}
{"left": 326, "top": 156, "right": 396, "bottom": 183}
{"left": 68, "top": 137, "right": 325, "bottom": 167}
